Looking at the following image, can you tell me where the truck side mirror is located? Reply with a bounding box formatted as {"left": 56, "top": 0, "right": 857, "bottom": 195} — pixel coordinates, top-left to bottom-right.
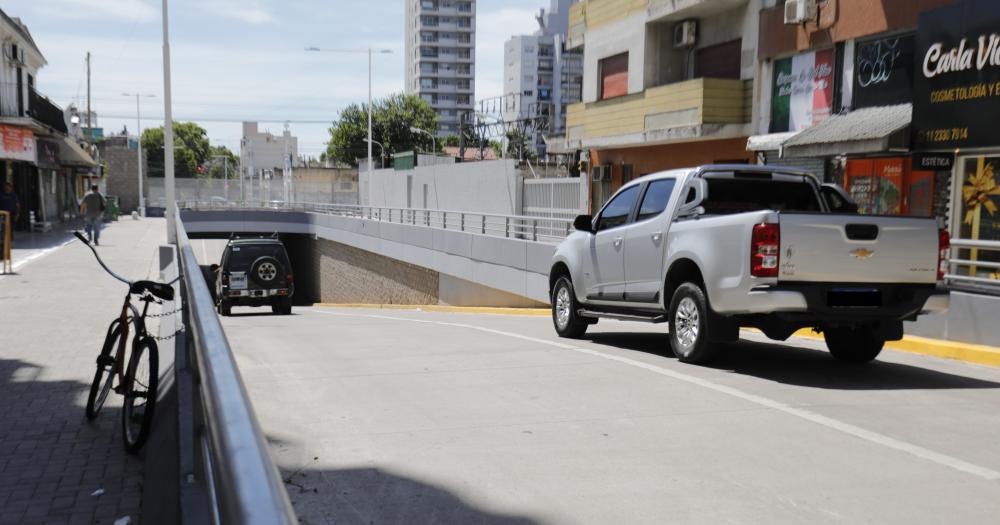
{"left": 677, "top": 178, "right": 708, "bottom": 217}
{"left": 573, "top": 214, "right": 594, "bottom": 233}
{"left": 820, "top": 183, "right": 859, "bottom": 214}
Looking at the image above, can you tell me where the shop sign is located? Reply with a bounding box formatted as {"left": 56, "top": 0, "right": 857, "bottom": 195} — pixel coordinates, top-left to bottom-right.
{"left": 37, "top": 139, "right": 59, "bottom": 169}
{"left": 770, "top": 48, "right": 835, "bottom": 133}
{"left": 854, "top": 34, "right": 915, "bottom": 109}
{"left": 0, "top": 124, "right": 37, "bottom": 163}
{"left": 913, "top": 0, "right": 1000, "bottom": 149}
{"left": 913, "top": 152, "right": 955, "bottom": 171}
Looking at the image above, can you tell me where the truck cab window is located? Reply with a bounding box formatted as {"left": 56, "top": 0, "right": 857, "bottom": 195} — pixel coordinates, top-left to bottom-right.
{"left": 596, "top": 185, "right": 640, "bottom": 231}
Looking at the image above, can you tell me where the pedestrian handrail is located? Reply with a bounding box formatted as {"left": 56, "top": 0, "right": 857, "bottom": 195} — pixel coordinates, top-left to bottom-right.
{"left": 177, "top": 200, "right": 578, "bottom": 243}
{"left": 947, "top": 238, "right": 1000, "bottom": 295}
{"left": 174, "top": 213, "right": 297, "bottom": 525}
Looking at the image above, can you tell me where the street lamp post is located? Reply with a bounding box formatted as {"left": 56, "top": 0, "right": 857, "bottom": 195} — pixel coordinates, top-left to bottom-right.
{"left": 122, "top": 93, "right": 155, "bottom": 216}
{"left": 410, "top": 126, "right": 436, "bottom": 155}
{"left": 363, "top": 138, "right": 386, "bottom": 168}
{"left": 161, "top": 0, "right": 176, "bottom": 239}
{"left": 305, "top": 46, "right": 392, "bottom": 181}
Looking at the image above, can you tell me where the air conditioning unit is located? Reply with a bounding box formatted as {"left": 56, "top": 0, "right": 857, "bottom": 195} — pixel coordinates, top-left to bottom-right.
{"left": 673, "top": 20, "right": 697, "bottom": 49}
{"left": 784, "top": 0, "right": 817, "bottom": 24}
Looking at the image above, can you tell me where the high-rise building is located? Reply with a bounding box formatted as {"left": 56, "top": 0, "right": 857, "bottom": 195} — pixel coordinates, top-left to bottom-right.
{"left": 504, "top": 0, "right": 582, "bottom": 159}
{"left": 404, "top": 0, "right": 476, "bottom": 137}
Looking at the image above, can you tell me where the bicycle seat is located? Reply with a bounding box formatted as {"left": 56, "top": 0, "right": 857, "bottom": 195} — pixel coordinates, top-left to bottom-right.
{"left": 130, "top": 280, "right": 175, "bottom": 301}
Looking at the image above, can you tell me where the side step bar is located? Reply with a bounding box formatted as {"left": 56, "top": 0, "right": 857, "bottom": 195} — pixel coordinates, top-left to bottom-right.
{"left": 577, "top": 309, "right": 667, "bottom": 324}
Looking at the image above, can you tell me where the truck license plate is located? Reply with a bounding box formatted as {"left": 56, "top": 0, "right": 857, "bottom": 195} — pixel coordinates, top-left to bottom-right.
{"left": 231, "top": 272, "right": 248, "bottom": 290}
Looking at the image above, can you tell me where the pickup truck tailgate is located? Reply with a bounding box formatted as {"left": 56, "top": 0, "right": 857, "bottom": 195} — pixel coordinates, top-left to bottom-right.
{"left": 778, "top": 214, "right": 939, "bottom": 284}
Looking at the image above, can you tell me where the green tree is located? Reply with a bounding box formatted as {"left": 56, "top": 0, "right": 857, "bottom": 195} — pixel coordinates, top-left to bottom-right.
{"left": 326, "top": 94, "right": 438, "bottom": 167}
{"left": 206, "top": 145, "right": 239, "bottom": 179}
{"left": 141, "top": 121, "right": 212, "bottom": 178}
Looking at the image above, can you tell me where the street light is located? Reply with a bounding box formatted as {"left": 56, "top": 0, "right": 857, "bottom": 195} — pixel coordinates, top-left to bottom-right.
{"left": 305, "top": 46, "right": 392, "bottom": 180}
{"left": 410, "top": 126, "right": 436, "bottom": 155}
{"left": 122, "top": 93, "right": 155, "bottom": 216}
{"left": 363, "top": 138, "right": 386, "bottom": 169}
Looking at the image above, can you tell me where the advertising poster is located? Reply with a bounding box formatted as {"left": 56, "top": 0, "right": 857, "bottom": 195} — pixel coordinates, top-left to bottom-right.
{"left": 913, "top": 0, "right": 1000, "bottom": 149}
{"left": 770, "top": 48, "right": 835, "bottom": 133}
{"left": 0, "top": 125, "right": 36, "bottom": 163}
{"left": 854, "top": 33, "right": 915, "bottom": 108}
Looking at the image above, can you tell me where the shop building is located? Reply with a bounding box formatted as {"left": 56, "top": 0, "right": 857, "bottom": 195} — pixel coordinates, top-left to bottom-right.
{"left": 562, "top": 0, "right": 761, "bottom": 213}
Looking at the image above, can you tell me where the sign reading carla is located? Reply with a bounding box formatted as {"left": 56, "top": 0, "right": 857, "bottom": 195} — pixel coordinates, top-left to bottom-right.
{"left": 913, "top": 0, "right": 1000, "bottom": 149}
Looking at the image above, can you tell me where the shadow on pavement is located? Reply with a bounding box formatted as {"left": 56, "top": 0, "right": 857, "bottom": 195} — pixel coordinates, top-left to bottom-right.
{"left": 282, "top": 466, "right": 540, "bottom": 525}
{"left": 583, "top": 332, "right": 1000, "bottom": 391}
{"left": 0, "top": 358, "right": 144, "bottom": 523}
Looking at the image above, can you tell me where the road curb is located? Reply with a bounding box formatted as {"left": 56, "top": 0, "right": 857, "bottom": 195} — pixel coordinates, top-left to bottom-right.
{"left": 312, "top": 303, "right": 551, "bottom": 316}
{"left": 312, "top": 304, "right": 1000, "bottom": 368}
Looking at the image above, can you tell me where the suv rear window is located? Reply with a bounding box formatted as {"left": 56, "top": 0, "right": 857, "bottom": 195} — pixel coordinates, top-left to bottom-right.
{"left": 227, "top": 244, "right": 288, "bottom": 268}
{"left": 702, "top": 176, "right": 822, "bottom": 215}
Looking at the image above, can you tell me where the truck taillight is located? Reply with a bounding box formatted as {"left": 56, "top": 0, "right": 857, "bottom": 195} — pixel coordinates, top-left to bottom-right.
{"left": 938, "top": 228, "right": 950, "bottom": 281}
{"left": 751, "top": 223, "right": 780, "bottom": 278}
{"left": 222, "top": 273, "right": 229, "bottom": 285}
{"left": 287, "top": 273, "right": 294, "bottom": 284}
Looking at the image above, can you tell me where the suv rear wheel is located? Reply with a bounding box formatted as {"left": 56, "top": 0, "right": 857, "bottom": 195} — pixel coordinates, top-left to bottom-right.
{"left": 218, "top": 299, "right": 231, "bottom": 317}
{"left": 668, "top": 283, "right": 717, "bottom": 364}
{"left": 271, "top": 298, "right": 292, "bottom": 316}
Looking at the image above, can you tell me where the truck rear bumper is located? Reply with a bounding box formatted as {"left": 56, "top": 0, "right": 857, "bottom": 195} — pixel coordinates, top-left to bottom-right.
{"left": 741, "top": 282, "right": 940, "bottom": 321}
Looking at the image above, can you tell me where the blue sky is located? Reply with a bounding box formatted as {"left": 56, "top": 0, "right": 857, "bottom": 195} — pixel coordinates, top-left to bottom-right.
{"left": 7, "top": 0, "right": 545, "bottom": 157}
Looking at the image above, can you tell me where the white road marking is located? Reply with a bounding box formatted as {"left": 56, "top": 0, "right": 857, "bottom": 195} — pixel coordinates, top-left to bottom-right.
{"left": 307, "top": 308, "right": 1000, "bottom": 482}
{"left": 3, "top": 239, "right": 76, "bottom": 276}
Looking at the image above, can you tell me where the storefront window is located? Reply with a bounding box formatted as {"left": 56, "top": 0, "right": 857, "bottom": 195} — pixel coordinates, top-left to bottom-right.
{"left": 843, "top": 158, "right": 936, "bottom": 216}
{"left": 956, "top": 156, "right": 1000, "bottom": 279}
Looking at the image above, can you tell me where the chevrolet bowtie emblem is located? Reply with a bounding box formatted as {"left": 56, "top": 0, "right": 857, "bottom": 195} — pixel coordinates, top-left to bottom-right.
{"left": 850, "top": 248, "right": 875, "bottom": 258}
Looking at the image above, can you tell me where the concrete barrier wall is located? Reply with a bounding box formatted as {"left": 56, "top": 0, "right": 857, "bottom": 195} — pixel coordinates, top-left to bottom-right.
{"left": 181, "top": 209, "right": 555, "bottom": 306}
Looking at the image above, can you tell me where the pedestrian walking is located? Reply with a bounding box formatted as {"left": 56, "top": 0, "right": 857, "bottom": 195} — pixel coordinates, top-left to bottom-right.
{"left": 80, "top": 185, "right": 106, "bottom": 245}
{"left": 0, "top": 182, "right": 18, "bottom": 241}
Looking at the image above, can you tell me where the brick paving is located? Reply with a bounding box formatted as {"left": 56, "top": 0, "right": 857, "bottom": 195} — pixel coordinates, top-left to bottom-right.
{"left": 0, "top": 218, "right": 167, "bottom": 524}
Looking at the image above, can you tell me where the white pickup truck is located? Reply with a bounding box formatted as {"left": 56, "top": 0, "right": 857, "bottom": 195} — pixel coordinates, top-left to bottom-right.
{"left": 549, "top": 165, "right": 950, "bottom": 364}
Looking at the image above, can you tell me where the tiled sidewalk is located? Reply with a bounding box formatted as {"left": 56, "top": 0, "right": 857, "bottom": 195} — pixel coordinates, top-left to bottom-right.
{"left": 0, "top": 218, "right": 167, "bottom": 524}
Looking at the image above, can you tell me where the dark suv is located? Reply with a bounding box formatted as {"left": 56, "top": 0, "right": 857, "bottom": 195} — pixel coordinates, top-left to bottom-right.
{"left": 215, "top": 237, "right": 294, "bottom": 316}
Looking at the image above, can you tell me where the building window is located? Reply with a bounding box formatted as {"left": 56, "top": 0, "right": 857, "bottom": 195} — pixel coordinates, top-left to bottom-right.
{"left": 599, "top": 53, "right": 628, "bottom": 100}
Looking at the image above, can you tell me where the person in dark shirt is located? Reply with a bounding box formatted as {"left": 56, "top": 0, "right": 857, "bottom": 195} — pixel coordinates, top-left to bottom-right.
{"left": 0, "top": 182, "right": 19, "bottom": 241}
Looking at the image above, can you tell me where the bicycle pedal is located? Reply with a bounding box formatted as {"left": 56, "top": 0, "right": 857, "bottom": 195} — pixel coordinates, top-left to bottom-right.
{"left": 113, "top": 385, "right": 124, "bottom": 395}
{"left": 96, "top": 355, "right": 115, "bottom": 367}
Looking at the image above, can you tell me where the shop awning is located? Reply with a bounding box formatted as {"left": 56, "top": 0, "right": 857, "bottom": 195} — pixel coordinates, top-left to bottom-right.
{"left": 746, "top": 131, "right": 800, "bottom": 152}
{"left": 780, "top": 103, "right": 912, "bottom": 158}
{"left": 58, "top": 136, "right": 96, "bottom": 168}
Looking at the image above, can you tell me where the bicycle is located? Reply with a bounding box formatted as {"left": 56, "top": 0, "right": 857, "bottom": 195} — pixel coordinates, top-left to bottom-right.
{"left": 75, "top": 231, "right": 178, "bottom": 453}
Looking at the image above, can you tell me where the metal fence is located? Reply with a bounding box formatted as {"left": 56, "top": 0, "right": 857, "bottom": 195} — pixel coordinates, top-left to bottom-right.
{"left": 523, "top": 178, "right": 582, "bottom": 221}
{"left": 149, "top": 178, "right": 359, "bottom": 208}
{"left": 178, "top": 200, "right": 577, "bottom": 244}
{"left": 947, "top": 239, "right": 1000, "bottom": 294}
{"left": 174, "top": 214, "right": 297, "bottom": 524}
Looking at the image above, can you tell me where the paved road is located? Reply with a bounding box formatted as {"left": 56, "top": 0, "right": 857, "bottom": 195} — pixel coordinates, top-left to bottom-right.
{"left": 220, "top": 305, "right": 1000, "bottom": 525}
{"left": 1, "top": 218, "right": 168, "bottom": 524}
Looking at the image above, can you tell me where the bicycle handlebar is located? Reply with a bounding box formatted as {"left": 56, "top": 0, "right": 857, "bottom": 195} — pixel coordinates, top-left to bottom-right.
{"left": 74, "top": 230, "right": 132, "bottom": 285}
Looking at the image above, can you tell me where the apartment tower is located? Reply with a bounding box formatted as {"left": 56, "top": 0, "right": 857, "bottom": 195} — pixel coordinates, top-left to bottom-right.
{"left": 404, "top": 0, "right": 476, "bottom": 137}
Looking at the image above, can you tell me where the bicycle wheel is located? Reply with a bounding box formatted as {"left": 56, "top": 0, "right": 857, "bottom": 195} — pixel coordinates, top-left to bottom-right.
{"left": 122, "top": 337, "right": 159, "bottom": 453}
{"left": 86, "top": 319, "right": 124, "bottom": 420}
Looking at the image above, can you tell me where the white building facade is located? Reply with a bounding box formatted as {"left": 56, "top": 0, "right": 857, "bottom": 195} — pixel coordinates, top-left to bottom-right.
{"left": 504, "top": 0, "right": 582, "bottom": 158}
{"left": 404, "top": 0, "right": 476, "bottom": 137}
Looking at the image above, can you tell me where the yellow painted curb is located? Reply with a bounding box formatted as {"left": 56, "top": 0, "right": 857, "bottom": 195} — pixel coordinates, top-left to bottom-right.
{"left": 783, "top": 328, "right": 1000, "bottom": 368}
{"left": 312, "top": 304, "right": 1000, "bottom": 368}
{"left": 312, "top": 303, "right": 550, "bottom": 316}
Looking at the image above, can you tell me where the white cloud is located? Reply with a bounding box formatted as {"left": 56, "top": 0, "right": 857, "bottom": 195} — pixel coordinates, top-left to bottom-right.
{"left": 32, "top": 0, "right": 158, "bottom": 23}
{"left": 475, "top": 6, "right": 540, "bottom": 100}
{"left": 197, "top": 0, "right": 276, "bottom": 25}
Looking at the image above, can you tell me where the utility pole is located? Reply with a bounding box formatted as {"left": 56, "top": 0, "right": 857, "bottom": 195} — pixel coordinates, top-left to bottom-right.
{"left": 86, "top": 52, "right": 91, "bottom": 131}
{"left": 123, "top": 93, "right": 154, "bottom": 216}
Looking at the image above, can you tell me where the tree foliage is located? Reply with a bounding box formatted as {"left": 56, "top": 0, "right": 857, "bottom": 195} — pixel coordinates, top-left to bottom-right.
{"left": 326, "top": 94, "right": 438, "bottom": 167}
{"left": 206, "top": 145, "right": 239, "bottom": 179}
{"left": 141, "top": 121, "right": 213, "bottom": 178}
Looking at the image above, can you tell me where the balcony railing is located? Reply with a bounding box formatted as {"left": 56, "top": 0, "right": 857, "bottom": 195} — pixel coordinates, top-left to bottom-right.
{"left": 947, "top": 239, "right": 1000, "bottom": 295}
{"left": 566, "top": 77, "right": 751, "bottom": 146}
{"left": 28, "top": 88, "right": 68, "bottom": 134}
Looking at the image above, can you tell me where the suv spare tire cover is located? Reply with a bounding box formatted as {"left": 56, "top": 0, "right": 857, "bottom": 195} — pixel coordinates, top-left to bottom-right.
{"left": 250, "top": 256, "right": 284, "bottom": 286}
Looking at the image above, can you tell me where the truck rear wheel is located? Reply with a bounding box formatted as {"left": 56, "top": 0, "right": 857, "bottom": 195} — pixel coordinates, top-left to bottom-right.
{"left": 824, "top": 326, "right": 884, "bottom": 363}
{"left": 551, "top": 276, "right": 588, "bottom": 338}
{"left": 668, "top": 283, "right": 717, "bottom": 364}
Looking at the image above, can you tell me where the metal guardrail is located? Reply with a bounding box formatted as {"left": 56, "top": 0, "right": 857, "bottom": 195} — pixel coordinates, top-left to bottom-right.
{"left": 947, "top": 239, "right": 1000, "bottom": 294}
{"left": 177, "top": 200, "right": 577, "bottom": 243}
{"left": 174, "top": 213, "right": 297, "bottom": 524}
